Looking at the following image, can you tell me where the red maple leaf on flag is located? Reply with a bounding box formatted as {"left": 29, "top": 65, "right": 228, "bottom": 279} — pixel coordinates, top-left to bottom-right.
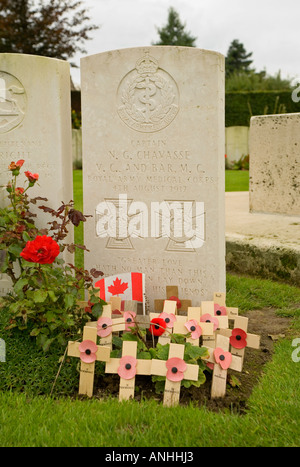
{"left": 107, "top": 277, "right": 129, "bottom": 296}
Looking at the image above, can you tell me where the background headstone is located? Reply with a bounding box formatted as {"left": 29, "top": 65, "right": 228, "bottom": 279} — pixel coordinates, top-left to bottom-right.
{"left": 249, "top": 113, "right": 300, "bottom": 216}
{"left": 81, "top": 46, "right": 225, "bottom": 311}
{"left": 0, "top": 54, "right": 73, "bottom": 295}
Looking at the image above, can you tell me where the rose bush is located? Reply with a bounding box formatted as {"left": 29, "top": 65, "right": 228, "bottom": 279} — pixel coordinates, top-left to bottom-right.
{"left": 0, "top": 160, "right": 105, "bottom": 351}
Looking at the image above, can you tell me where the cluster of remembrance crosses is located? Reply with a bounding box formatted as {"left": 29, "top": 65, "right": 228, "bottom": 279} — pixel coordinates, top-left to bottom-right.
{"left": 68, "top": 285, "right": 260, "bottom": 406}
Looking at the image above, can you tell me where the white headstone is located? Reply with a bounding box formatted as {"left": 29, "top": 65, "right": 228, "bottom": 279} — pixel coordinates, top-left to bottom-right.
{"left": 81, "top": 46, "right": 225, "bottom": 310}
{"left": 249, "top": 113, "right": 300, "bottom": 216}
{"left": 0, "top": 54, "right": 73, "bottom": 295}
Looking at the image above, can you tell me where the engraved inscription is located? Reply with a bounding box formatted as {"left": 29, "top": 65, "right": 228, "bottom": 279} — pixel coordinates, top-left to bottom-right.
{"left": 117, "top": 52, "right": 179, "bottom": 133}
{"left": 0, "top": 72, "right": 27, "bottom": 134}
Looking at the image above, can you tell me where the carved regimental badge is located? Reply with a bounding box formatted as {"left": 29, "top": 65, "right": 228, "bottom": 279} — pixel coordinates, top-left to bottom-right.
{"left": 0, "top": 71, "right": 27, "bottom": 134}
{"left": 117, "top": 52, "right": 179, "bottom": 133}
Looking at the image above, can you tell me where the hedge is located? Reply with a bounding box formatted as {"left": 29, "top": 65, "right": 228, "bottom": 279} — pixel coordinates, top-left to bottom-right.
{"left": 225, "top": 90, "right": 300, "bottom": 127}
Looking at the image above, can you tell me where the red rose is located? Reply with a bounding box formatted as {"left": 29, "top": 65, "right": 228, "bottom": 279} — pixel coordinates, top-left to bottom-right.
{"left": 24, "top": 171, "right": 39, "bottom": 183}
{"left": 15, "top": 187, "right": 24, "bottom": 195}
{"left": 20, "top": 235, "right": 60, "bottom": 264}
{"left": 149, "top": 318, "right": 167, "bottom": 337}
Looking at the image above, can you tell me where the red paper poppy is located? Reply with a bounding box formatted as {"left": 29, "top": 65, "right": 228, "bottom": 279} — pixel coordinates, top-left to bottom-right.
{"left": 230, "top": 328, "right": 247, "bottom": 349}
{"left": 214, "top": 303, "right": 227, "bottom": 316}
{"left": 168, "top": 296, "right": 182, "bottom": 309}
{"left": 124, "top": 311, "right": 136, "bottom": 331}
{"left": 97, "top": 317, "right": 113, "bottom": 337}
{"left": 166, "top": 357, "right": 187, "bottom": 382}
{"left": 214, "top": 347, "right": 232, "bottom": 370}
{"left": 118, "top": 355, "right": 137, "bottom": 380}
{"left": 149, "top": 318, "right": 166, "bottom": 336}
{"left": 20, "top": 235, "right": 60, "bottom": 264}
{"left": 200, "top": 313, "right": 219, "bottom": 331}
{"left": 184, "top": 319, "right": 202, "bottom": 339}
{"left": 78, "top": 340, "right": 98, "bottom": 363}
{"left": 158, "top": 311, "right": 176, "bottom": 328}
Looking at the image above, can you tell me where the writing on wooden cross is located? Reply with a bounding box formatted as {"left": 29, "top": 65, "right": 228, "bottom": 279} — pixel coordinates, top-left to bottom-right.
{"left": 151, "top": 343, "right": 199, "bottom": 406}
{"left": 67, "top": 325, "right": 110, "bottom": 397}
{"left": 204, "top": 334, "right": 242, "bottom": 398}
{"left": 200, "top": 301, "right": 229, "bottom": 347}
{"left": 154, "top": 286, "right": 192, "bottom": 314}
{"left": 213, "top": 292, "right": 239, "bottom": 320}
{"left": 218, "top": 315, "right": 260, "bottom": 366}
{"left": 172, "top": 307, "right": 214, "bottom": 346}
{"left": 105, "top": 340, "right": 151, "bottom": 401}
{"left": 150, "top": 300, "right": 177, "bottom": 344}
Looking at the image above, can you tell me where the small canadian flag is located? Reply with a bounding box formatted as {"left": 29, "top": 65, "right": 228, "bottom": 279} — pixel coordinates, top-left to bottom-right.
{"left": 95, "top": 272, "right": 145, "bottom": 314}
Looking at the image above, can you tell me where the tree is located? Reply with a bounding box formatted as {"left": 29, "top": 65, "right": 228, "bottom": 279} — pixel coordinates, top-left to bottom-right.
{"left": 152, "top": 7, "right": 197, "bottom": 47}
{"left": 0, "top": 0, "right": 99, "bottom": 65}
{"left": 225, "top": 39, "right": 253, "bottom": 77}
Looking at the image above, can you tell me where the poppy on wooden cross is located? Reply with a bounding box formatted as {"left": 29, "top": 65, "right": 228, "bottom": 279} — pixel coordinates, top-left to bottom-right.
{"left": 172, "top": 307, "right": 214, "bottom": 346}
{"left": 154, "top": 286, "right": 192, "bottom": 314}
{"left": 151, "top": 343, "right": 199, "bottom": 406}
{"left": 200, "top": 301, "right": 229, "bottom": 347}
{"left": 105, "top": 340, "right": 152, "bottom": 401}
{"left": 149, "top": 299, "right": 177, "bottom": 344}
{"left": 85, "top": 304, "right": 127, "bottom": 349}
{"left": 218, "top": 315, "right": 260, "bottom": 366}
{"left": 213, "top": 292, "right": 239, "bottom": 320}
{"left": 204, "top": 334, "right": 242, "bottom": 398}
{"left": 67, "top": 325, "right": 110, "bottom": 397}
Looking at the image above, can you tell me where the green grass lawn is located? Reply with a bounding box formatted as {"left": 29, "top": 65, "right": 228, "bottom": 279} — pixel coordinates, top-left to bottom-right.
{"left": 225, "top": 169, "right": 249, "bottom": 192}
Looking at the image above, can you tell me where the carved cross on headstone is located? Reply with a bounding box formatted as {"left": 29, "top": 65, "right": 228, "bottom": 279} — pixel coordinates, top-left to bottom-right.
{"left": 154, "top": 286, "right": 192, "bottom": 314}
{"left": 67, "top": 325, "right": 111, "bottom": 397}
{"left": 218, "top": 315, "right": 260, "bottom": 366}
{"left": 172, "top": 307, "right": 214, "bottom": 346}
{"left": 151, "top": 343, "right": 199, "bottom": 406}
{"left": 204, "top": 334, "right": 243, "bottom": 398}
{"left": 105, "top": 340, "right": 152, "bottom": 401}
{"left": 150, "top": 300, "right": 177, "bottom": 344}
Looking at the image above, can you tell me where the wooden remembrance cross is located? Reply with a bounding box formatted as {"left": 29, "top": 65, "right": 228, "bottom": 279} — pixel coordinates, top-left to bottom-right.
{"left": 172, "top": 307, "right": 214, "bottom": 346}
{"left": 218, "top": 315, "right": 260, "bottom": 366}
{"left": 151, "top": 343, "right": 199, "bottom": 407}
{"left": 213, "top": 292, "right": 239, "bottom": 320}
{"left": 205, "top": 334, "right": 243, "bottom": 398}
{"left": 67, "top": 325, "right": 111, "bottom": 397}
{"left": 154, "top": 286, "right": 192, "bottom": 313}
{"left": 88, "top": 304, "right": 127, "bottom": 349}
{"left": 150, "top": 299, "right": 177, "bottom": 344}
{"left": 105, "top": 340, "right": 152, "bottom": 401}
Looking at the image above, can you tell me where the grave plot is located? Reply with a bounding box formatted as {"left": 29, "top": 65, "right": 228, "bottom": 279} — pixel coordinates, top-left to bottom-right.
{"left": 66, "top": 286, "right": 262, "bottom": 406}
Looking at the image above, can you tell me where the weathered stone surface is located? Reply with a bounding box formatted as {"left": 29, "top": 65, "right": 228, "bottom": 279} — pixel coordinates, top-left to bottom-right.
{"left": 81, "top": 46, "right": 225, "bottom": 311}
{"left": 0, "top": 54, "right": 73, "bottom": 295}
{"left": 249, "top": 113, "right": 300, "bottom": 216}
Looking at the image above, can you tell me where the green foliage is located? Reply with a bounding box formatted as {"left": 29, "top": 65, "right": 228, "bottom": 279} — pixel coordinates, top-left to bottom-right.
{"left": 71, "top": 110, "right": 81, "bottom": 129}
{"left": 152, "top": 7, "right": 197, "bottom": 47}
{"left": 0, "top": 0, "right": 99, "bottom": 62}
{"left": 151, "top": 342, "right": 208, "bottom": 394}
{"left": 0, "top": 160, "right": 105, "bottom": 350}
{"left": 225, "top": 90, "right": 300, "bottom": 126}
{"left": 226, "top": 70, "right": 293, "bottom": 92}
{"left": 225, "top": 39, "right": 253, "bottom": 77}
